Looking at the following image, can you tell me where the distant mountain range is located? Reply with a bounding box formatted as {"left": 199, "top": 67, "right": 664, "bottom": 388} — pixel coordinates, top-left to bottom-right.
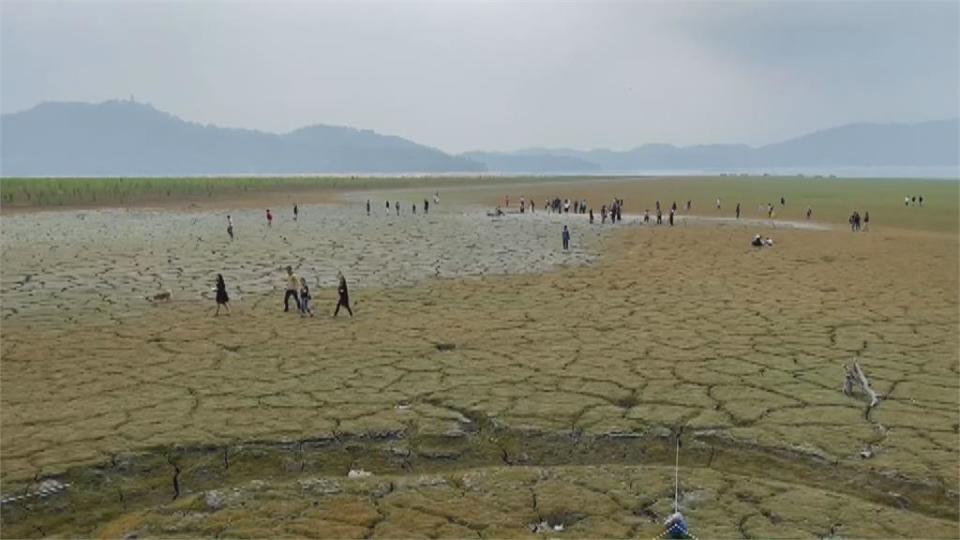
{"left": 0, "top": 100, "right": 483, "bottom": 176}
{"left": 1, "top": 100, "right": 956, "bottom": 176}
{"left": 465, "top": 119, "right": 959, "bottom": 173}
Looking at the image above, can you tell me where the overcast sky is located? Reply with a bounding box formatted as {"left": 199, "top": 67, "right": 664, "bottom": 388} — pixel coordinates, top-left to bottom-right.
{"left": 2, "top": 1, "right": 958, "bottom": 153}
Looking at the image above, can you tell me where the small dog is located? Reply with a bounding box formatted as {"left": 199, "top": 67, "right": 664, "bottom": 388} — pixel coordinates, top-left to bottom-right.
{"left": 147, "top": 289, "right": 172, "bottom": 302}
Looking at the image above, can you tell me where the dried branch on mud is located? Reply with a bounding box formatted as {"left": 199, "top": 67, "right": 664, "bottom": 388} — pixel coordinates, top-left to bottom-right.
{"left": 842, "top": 360, "right": 881, "bottom": 415}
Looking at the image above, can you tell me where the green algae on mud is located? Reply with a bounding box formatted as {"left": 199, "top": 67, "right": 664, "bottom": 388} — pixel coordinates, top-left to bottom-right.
{"left": 0, "top": 175, "right": 598, "bottom": 210}
{"left": 2, "top": 428, "right": 957, "bottom": 538}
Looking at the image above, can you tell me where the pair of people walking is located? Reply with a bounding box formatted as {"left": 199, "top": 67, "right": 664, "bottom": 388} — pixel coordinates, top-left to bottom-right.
{"left": 282, "top": 266, "right": 314, "bottom": 317}
{"left": 283, "top": 266, "right": 352, "bottom": 317}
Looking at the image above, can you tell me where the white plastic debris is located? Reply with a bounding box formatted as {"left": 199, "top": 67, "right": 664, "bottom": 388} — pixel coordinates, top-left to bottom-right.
{"left": 347, "top": 469, "right": 372, "bottom": 478}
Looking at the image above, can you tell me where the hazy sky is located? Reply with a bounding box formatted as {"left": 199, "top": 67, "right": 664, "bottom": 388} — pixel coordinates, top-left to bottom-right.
{"left": 3, "top": 1, "right": 958, "bottom": 153}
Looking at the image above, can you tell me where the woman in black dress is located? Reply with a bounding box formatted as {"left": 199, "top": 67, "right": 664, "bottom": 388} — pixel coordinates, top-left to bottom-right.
{"left": 334, "top": 271, "right": 353, "bottom": 317}
{"left": 215, "top": 274, "right": 230, "bottom": 316}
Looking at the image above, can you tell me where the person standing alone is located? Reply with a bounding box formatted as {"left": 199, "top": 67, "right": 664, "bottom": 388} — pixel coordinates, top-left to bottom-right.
{"left": 215, "top": 274, "right": 230, "bottom": 316}
{"left": 334, "top": 271, "right": 353, "bottom": 317}
{"left": 562, "top": 225, "right": 571, "bottom": 250}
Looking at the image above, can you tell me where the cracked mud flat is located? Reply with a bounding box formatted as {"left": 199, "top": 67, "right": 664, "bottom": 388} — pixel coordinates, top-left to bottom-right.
{"left": 1, "top": 188, "right": 958, "bottom": 538}
{"left": 0, "top": 205, "right": 601, "bottom": 322}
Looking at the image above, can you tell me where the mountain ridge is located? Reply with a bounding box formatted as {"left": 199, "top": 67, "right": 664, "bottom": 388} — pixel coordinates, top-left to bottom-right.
{"left": 2, "top": 100, "right": 956, "bottom": 176}
{"left": 1, "top": 100, "right": 485, "bottom": 176}
{"left": 464, "top": 119, "right": 958, "bottom": 172}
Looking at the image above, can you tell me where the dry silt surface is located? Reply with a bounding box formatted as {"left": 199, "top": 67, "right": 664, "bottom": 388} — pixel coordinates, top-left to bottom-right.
{"left": 1, "top": 178, "right": 957, "bottom": 538}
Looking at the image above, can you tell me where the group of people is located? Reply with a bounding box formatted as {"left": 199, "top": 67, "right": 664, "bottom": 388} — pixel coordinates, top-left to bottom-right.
{"left": 751, "top": 234, "right": 775, "bottom": 247}
{"left": 640, "top": 200, "right": 676, "bottom": 226}
{"left": 849, "top": 211, "right": 869, "bottom": 232}
{"left": 216, "top": 203, "right": 359, "bottom": 317}
{"left": 595, "top": 199, "right": 624, "bottom": 224}
{"left": 543, "top": 197, "right": 589, "bottom": 214}
{"left": 213, "top": 266, "right": 353, "bottom": 318}
{"left": 904, "top": 195, "right": 924, "bottom": 206}
{"left": 372, "top": 192, "right": 439, "bottom": 217}
{"left": 280, "top": 266, "right": 353, "bottom": 317}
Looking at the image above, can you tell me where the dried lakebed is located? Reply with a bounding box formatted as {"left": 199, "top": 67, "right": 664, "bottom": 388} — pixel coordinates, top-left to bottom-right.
{"left": 1, "top": 203, "right": 957, "bottom": 537}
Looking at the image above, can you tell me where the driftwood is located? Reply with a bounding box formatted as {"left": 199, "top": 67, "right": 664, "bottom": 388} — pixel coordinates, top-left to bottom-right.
{"left": 842, "top": 360, "right": 880, "bottom": 417}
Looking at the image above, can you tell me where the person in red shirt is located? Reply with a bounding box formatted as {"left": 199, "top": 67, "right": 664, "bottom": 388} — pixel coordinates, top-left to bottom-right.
{"left": 266, "top": 209, "right": 273, "bottom": 226}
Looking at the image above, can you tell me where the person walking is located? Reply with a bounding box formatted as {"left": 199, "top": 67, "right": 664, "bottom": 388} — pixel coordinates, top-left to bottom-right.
{"left": 215, "top": 274, "right": 230, "bottom": 316}
{"left": 299, "top": 277, "right": 314, "bottom": 317}
{"left": 589, "top": 208, "right": 594, "bottom": 224}
{"left": 669, "top": 208, "right": 675, "bottom": 226}
{"left": 395, "top": 201, "right": 400, "bottom": 216}
{"left": 334, "top": 271, "right": 353, "bottom": 317}
{"left": 863, "top": 211, "right": 870, "bottom": 231}
{"left": 293, "top": 204, "right": 299, "bottom": 221}
{"left": 283, "top": 266, "right": 301, "bottom": 312}
{"left": 424, "top": 199, "right": 429, "bottom": 214}
{"left": 226, "top": 215, "right": 235, "bottom": 240}
{"left": 366, "top": 200, "right": 371, "bottom": 216}
{"left": 735, "top": 202, "right": 741, "bottom": 220}
{"left": 266, "top": 209, "right": 273, "bottom": 227}
{"left": 386, "top": 200, "right": 390, "bottom": 215}
{"left": 562, "top": 225, "right": 571, "bottom": 250}
{"left": 806, "top": 206, "right": 812, "bottom": 220}
{"left": 644, "top": 209, "right": 650, "bottom": 223}
{"left": 657, "top": 208, "right": 663, "bottom": 225}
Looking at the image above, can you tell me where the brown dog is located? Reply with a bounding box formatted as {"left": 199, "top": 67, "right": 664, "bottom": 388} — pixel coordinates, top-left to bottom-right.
{"left": 147, "top": 289, "right": 172, "bottom": 302}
